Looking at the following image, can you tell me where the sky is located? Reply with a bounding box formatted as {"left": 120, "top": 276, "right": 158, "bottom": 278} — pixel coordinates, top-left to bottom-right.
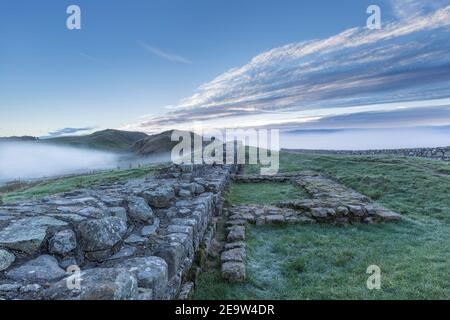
{"left": 1, "top": 0, "right": 450, "bottom": 141}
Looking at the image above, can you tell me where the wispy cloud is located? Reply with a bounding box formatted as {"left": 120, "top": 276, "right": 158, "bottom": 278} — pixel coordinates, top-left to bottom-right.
{"left": 389, "top": 0, "right": 450, "bottom": 19}
{"left": 124, "top": 5, "right": 450, "bottom": 133}
{"left": 139, "top": 41, "right": 192, "bottom": 64}
{"left": 45, "top": 127, "right": 96, "bottom": 138}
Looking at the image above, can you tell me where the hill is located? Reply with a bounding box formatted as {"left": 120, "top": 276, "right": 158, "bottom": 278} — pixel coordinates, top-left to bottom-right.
{"left": 41, "top": 129, "right": 148, "bottom": 152}
{"left": 0, "top": 136, "right": 38, "bottom": 142}
{"left": 132, "top": 130, "right": 205, "bottom": 155}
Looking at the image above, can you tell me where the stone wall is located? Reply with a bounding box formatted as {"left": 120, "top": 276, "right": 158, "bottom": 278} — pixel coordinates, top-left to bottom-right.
{"left": 0, "top": 164, "right": 236, "bottom": 300}
{"left": 218, "top": 172, "right": 402, "bottom": 283}
{"left": 282, "top": 147, "right": 450, "bottom": 161}
{"left": 233, "top": 172, "right": 402, "bottom": 224}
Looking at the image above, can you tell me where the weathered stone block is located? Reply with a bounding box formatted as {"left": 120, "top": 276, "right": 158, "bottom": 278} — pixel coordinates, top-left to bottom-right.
{"left": 7, "top": 255, "right": 66, "bottom": 283}
{"left": 221, "top": 262, "right": 246, "bottom": 282}
{"left": 78, "top": 217, "right": 127, "bottom": 252}
{"left": 127, "top": 196, "right": 154, "bottom": 223}
{"left": 0, "top": 249, "right": 15, "bottom": 271}
{"left": 49, "top": 230, "right": 77, "bottom": 255}
{"left": 114, "top": 257, "right": 168, "bottom": 300}
{"left": 221, "top": 248, "right": 246, "bottom": 263}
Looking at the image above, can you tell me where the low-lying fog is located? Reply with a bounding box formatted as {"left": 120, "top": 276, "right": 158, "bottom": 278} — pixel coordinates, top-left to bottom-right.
{"left": 281, "top": 127, "right": 450, "bottom": 150}
{"left": 0, "top": 142, "right": 119, "bottom": 182}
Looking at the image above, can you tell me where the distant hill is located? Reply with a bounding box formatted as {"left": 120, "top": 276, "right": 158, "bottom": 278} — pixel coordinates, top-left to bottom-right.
{"left": 1, "top": 129, "right": 219, "bottom": 156}
{"left": 132, "top": 130, "right": 204, "bottom": 155}
{"left": 0, "top": 136, "right": 38, "bottom": 142}
{"left": 41, "top": 129, "right": 148, "bottom": 152}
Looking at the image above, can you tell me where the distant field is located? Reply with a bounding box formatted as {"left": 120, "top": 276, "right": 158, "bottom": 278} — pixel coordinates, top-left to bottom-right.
{"left": 194, "top": 152, "right": 450, "bottom": 300}
{"left": 0, "top": 164, "right": 161, "bottom": 203}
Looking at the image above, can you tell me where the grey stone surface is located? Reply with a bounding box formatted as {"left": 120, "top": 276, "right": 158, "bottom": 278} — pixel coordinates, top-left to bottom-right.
{"left": 47, "top": 268, "right": 139, "bottom": 300}
{"left": 7, "top": 255, "right": 66, "bottom": 283}
{"left": 20, "top": 284, "right": 42, "bottom": 293}
{"left": 49, "top": 230, "right": 77, "bottom": 255}
{"left": 107, "top": 246, "right": 137, "bottom": 261}
{"left": 224, "top": 242, "right": 246, "bottom": 250}
{"left": 127, "top": 196, "right": 154, "bottom": 222}
{"left": 141, "top": 218, "right": 160, "bottom": 237}
{"left": 142, "top": 186, "right": 175, "bottom": 208}
{"left": 221, "top": 248, "right": 246, "bottom": 263}
{"left": 114, "top": 257, "right": 168, "bottom": 299}
{"left": 153, "top": 242, "right": 184, "bottom": 279}
{"left": 265, "top": 215, "right": 285, "bottom": 224}
{"left": 0, "top": 249, "right": 15, "bottom": 271}
{"left": 0, "top": 217, "right": 67, "bottom": 254}
{"left": 78, "top": 217, "right": 127, "bottom": 252}
{"left": 124, "top": 234, "right": 147, "bottom": 244}
{"left": 227, "top": 226, "right": 246, "bottom": 242}
{"left": 0, "top": 283, "right": 21, "bottom": 292}
{"left": 221, "top": 262, "right": 246, "bottom": 282}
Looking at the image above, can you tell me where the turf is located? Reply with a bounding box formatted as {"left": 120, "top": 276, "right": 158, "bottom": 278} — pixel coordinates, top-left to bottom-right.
{"left": 226, "top": 182, "right": 310, "bottom": 206}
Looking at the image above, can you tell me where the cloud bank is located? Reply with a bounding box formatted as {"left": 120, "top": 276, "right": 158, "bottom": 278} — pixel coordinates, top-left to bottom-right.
{"left": 0, "top": 143, "right": 118, "bottom": 181}
{"left": 124, "top": 4, "right": 450, "bottom": 133}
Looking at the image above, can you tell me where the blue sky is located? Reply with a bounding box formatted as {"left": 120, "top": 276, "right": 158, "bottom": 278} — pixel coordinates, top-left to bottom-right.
{"left": 1, "top": 0, "right": 450, "bottom": 137}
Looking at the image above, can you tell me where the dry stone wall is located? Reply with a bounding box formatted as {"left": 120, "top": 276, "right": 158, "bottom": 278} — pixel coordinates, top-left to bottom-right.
{"left": 0, "top": 164, "right": 236, "bottom": 300}
{"left": 282, "top": 147, "right": 450, "bottom": 161}
{"left": 233, "top": 172, "right": 402, "bottom": 224}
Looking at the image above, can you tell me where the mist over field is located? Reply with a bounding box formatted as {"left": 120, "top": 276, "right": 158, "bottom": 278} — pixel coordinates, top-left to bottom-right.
{"left": 281, "top": 127, "right": 450, "bottom": 150}
{"left": 0, "top": 142, "right": 119, "bottom": 181}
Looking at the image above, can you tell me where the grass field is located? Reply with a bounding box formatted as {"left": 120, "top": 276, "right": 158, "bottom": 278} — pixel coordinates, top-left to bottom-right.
{"left": 0, "top": 164, "right": 160, "bottom": 203}
{"left": 226, "top": 182, "right": 310, "bottom": 206}
{"left": 194, "top": 152, "right": 450, "bottom": 300}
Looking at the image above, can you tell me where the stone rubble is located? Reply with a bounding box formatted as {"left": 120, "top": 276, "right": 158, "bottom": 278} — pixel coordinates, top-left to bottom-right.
{"left": 234, "top": 172, "right": 402, "bottom": 224}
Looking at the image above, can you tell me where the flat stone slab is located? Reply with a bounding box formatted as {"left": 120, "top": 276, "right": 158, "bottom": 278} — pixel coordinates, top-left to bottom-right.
{"left": 7, "top": 255, "right": 66, "bottom": 283}
{"left": 0, "top": 223, "right": 47, "bottom": 255}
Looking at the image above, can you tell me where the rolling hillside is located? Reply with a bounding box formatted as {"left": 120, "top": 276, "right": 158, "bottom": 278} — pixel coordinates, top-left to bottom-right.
{"left": 132, "top": 130, "right": 204, "bottom": 155}
{"left": 40, "top": 129, "right": 148, "bottom": 152}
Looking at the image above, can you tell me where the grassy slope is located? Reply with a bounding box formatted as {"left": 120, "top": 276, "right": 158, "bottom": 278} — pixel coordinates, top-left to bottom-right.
{"left": 194, "top": 152, "right": 450, "bottom": 300}
{"left": 1, "top": 164, "right": 160, "bottom": 203}
{"left": 41, "top": 129, "right": 148, "bottom": 152}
